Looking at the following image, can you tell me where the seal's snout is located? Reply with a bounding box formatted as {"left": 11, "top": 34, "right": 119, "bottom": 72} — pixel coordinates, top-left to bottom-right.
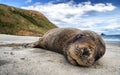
{"left": 80, "top": 48, "right": 95, "bottom": 66}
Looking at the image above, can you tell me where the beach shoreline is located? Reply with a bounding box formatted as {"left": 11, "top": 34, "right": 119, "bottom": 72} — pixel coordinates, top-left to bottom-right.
{"left": 106, "top": 42, "right": 120, "bottom": 47}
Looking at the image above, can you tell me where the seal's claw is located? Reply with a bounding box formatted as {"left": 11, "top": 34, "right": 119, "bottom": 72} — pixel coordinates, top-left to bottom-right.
{"left": 24, "top": 43, "right": 33, "bottom": 48}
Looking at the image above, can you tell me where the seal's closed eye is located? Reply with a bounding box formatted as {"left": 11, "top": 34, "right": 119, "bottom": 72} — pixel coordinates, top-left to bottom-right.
{"left": 72, "top": 34, "right": 84, "bottom": 43}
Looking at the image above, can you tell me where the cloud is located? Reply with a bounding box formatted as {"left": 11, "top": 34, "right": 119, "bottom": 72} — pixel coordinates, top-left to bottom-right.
{"left": 25, "top": 0, "right": 32, "bottom": 3}
{"left": 22, "top": 1, "right": 117, "bottom": 34}
{"left": 105, "top": 18, "right": 120, "bottom": 29}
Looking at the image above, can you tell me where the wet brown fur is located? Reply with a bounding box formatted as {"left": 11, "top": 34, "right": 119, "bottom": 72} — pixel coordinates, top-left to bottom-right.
{"left": 28, "top": 28, "right": 106, "bottom": 67}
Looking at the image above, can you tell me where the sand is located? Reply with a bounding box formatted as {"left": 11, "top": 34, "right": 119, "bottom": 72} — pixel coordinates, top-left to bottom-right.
{"left": 0, "top": 34, "right": 120, "bottom": 75}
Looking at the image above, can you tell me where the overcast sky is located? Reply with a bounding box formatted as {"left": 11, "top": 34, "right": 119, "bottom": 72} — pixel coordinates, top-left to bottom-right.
{"left": 0, "top": 0, "right": 120, "bottom": 34}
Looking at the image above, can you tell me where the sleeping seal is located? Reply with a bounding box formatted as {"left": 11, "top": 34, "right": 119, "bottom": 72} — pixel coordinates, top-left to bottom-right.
{"left": 26, "top": 28, "right": 106, "bottom": 67}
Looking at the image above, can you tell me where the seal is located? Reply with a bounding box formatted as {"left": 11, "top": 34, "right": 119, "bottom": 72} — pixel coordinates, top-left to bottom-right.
{"left": 26, "top": 28, "right": 106, "bottom": 67}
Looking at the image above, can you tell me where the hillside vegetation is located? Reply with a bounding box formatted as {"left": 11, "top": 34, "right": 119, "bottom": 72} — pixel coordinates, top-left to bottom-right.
{"left": 0, "top": 4, "right": 57, "bottom": 36}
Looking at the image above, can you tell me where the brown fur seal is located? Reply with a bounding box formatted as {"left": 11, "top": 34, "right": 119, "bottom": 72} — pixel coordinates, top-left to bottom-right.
{"left": 26, "top": 28, "right": 106, "bottom": 67}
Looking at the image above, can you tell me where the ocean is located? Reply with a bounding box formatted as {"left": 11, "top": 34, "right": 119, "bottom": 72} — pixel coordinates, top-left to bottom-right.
{"left": 101, "top": 35, "right": 120, "bottom": 44}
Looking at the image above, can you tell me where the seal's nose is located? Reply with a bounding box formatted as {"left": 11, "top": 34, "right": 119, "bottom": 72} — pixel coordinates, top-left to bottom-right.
{"left": 82, "top": 48, "right": 90, "bottom": 56}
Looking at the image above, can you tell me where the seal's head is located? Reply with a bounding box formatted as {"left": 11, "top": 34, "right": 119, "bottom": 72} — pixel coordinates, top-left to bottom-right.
{"left": 67, "top": 30, "right": 105, "bottom": 67}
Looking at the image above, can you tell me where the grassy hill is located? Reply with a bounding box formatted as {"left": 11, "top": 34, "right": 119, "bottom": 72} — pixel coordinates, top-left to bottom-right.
{"left": 0, "top": 4, "right": 57, "bottom": 36}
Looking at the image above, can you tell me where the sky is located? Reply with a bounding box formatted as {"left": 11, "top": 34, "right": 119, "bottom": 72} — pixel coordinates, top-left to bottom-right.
{"left": 0, "top": 0, "right": 120, "bottom": 35}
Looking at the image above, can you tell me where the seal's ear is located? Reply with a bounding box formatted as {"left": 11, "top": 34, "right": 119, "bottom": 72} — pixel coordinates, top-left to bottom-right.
{"left": 72, "top": 34, "right": 84, "bottom": 43}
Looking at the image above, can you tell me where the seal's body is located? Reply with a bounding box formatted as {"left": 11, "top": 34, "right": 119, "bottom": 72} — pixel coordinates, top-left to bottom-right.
{"left": 29, "top": 28, "right": 106, "bottom": 66}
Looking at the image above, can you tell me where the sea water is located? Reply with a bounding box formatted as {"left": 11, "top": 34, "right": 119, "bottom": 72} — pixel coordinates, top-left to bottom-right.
{"left": 101, "top": 35, "right": 120, "bottom": 44}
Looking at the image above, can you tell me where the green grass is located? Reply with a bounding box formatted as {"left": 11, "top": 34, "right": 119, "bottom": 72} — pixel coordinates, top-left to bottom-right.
{"left": 0, "top": 4, "right": 57, "bottom": 36}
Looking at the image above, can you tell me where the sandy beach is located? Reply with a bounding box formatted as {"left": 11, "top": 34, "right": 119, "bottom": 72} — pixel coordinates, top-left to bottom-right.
{"left": 0, "top": 34, "right": 120, "bottom": 75}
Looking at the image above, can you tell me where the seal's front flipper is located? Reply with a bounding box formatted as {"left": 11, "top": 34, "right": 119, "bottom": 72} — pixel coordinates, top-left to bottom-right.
{"left": 24, "top": 41, "right": 39, "bottom": 48}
